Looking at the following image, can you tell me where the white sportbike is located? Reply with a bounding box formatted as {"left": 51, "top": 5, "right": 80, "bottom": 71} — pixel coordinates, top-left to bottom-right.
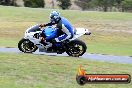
{"left": 18, "top": 24, "right": 91, "bottom": 57}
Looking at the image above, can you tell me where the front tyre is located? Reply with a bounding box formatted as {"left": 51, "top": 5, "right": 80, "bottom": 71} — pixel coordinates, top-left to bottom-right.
{"left": 18, "top": 38, "right": 38, "bottom": 53}
{"left": 66, "top": 39, "right": 87, "bottom": 57}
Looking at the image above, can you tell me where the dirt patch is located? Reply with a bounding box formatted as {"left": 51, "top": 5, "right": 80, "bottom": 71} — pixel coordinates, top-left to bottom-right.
{"left": 73, "top": 20, "right": 132, "bottom": 34}
{"left": 98, "top": 29, "right": 132, "bottom": 34}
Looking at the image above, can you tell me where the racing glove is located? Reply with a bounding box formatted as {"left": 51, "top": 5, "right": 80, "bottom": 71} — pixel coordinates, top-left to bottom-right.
{"left": 39, "top": 24, "right": 46, "bottom": 28}
{"left": 52, "top": 39, "right": 56, "bottom": 43}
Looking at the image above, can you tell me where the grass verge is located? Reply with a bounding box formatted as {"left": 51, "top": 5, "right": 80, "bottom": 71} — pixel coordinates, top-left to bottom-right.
{"left": 0, "top": 53, "right": 132, "bottom": 88}
{"left": 0, "top": 6, "right": 132, "bottom": 56}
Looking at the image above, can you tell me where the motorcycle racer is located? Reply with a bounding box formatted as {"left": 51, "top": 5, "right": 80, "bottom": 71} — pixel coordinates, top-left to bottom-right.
{"left": 40, "top": 11, "right": 75, "bottom": 44}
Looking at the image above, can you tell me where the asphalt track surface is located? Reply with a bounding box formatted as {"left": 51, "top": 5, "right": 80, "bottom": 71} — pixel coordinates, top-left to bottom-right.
{"left": 0, "top": 47, "right": 132, "bottom": 64}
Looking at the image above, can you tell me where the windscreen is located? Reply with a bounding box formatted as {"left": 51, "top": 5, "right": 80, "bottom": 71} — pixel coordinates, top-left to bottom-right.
{"left": 28, "top": 24, "right": 41, "bottom": 33}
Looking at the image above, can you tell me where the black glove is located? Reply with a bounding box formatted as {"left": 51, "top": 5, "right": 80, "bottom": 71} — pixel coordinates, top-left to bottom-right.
{"left": 52, "top": 39, "right": 56, "bottom": 43}
{"left": 85, "top": 32, "right": 91, "bottom": 35}
{"left": 39, "top": 24, "right": 46, "bottom": 28}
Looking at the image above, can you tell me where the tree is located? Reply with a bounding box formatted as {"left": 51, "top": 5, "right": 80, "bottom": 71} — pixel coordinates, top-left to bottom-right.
{"left": 57, "top": 0, "right": 72, "bottom": 10}
{"left": 0, "top": 0, "right": 17, "bottom": 6}
{"left": 96, "top": 0, "right": 116, "bottom": 12}
{"left": 115, "top": 0, "right": 124, "bottom": 7}
{"left": 23, "top": 0, "right": 45, "bottom": 8}
{"left": 51, "top": 0, "right": 55, "bottom": 9}
{"left": 74, "top": 0, "right": 92, "bottom": 10}
{"left": 122, "top": 0, "right": 132, "bottom": 11}
{"left": 0, "top": 0, "right": 10, "bottom": 5}
{"left": 75, "top": 0, "right": 118, "bottom": 11}
{"left": 114, "top": 0, "right": 124, "bottom": 11}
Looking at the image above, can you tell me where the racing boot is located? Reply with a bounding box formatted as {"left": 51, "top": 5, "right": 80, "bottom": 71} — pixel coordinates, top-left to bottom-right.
{"left": 40, "top": 38, "right": 51, "bottom": 48}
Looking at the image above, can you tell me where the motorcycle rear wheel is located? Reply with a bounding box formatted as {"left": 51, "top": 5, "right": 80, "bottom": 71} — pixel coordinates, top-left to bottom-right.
{"left": 66, "top": 39, "right": 87, "bottom": 57}
{"left": 18, "top": 38, "right": 38, "bottom": 53}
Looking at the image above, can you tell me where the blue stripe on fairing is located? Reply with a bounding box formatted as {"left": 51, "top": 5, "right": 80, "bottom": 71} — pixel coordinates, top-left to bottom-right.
{"left": 58, "top": 33, "right": 68, "bottom": 41}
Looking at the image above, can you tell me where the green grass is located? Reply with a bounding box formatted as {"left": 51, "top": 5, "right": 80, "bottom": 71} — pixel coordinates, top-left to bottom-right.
{"left": 0, "top": 6, "right": 132, "bottom": 22}
{"left": 0, "top": 38, "right": 18, "bottom": 47}
{"left": 87, "top": 42, "right": 132, "bottom": 56}
{"left": 84, "top": 32, "right": 132, "bottom": 56}
{"left": 0, "top": 53, "right": 132, "bottom": 88}
{"left": 0, "top": 5, "right": 132, "bottom": 56}
{"left": 0, "top": 6, "right": 132, "bottom": 88}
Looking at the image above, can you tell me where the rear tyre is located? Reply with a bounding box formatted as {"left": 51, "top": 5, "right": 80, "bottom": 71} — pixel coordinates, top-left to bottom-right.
{"left": 66, "top": 39, "right": 87, "bottom": 57}
{"left": 18, "top": 38, "right": 38, "bottom": 53}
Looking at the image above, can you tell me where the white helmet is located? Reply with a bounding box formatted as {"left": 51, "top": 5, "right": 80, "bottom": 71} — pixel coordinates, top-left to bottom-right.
{"left": 50, "top": 11, "right": 61, "bottom": 22}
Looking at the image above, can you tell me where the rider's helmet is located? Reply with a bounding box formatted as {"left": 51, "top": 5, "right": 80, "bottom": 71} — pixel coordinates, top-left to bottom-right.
{"left": 50, "top": 11, "right": 61, "bottom": 23}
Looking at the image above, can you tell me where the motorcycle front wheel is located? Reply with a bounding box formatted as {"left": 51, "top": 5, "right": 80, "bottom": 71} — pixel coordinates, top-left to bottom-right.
{"left": 66, "top": 39, "right": 87, "bottom": 57}
{"left": 18, "top": 38, "right": 38, "bottom": 53}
